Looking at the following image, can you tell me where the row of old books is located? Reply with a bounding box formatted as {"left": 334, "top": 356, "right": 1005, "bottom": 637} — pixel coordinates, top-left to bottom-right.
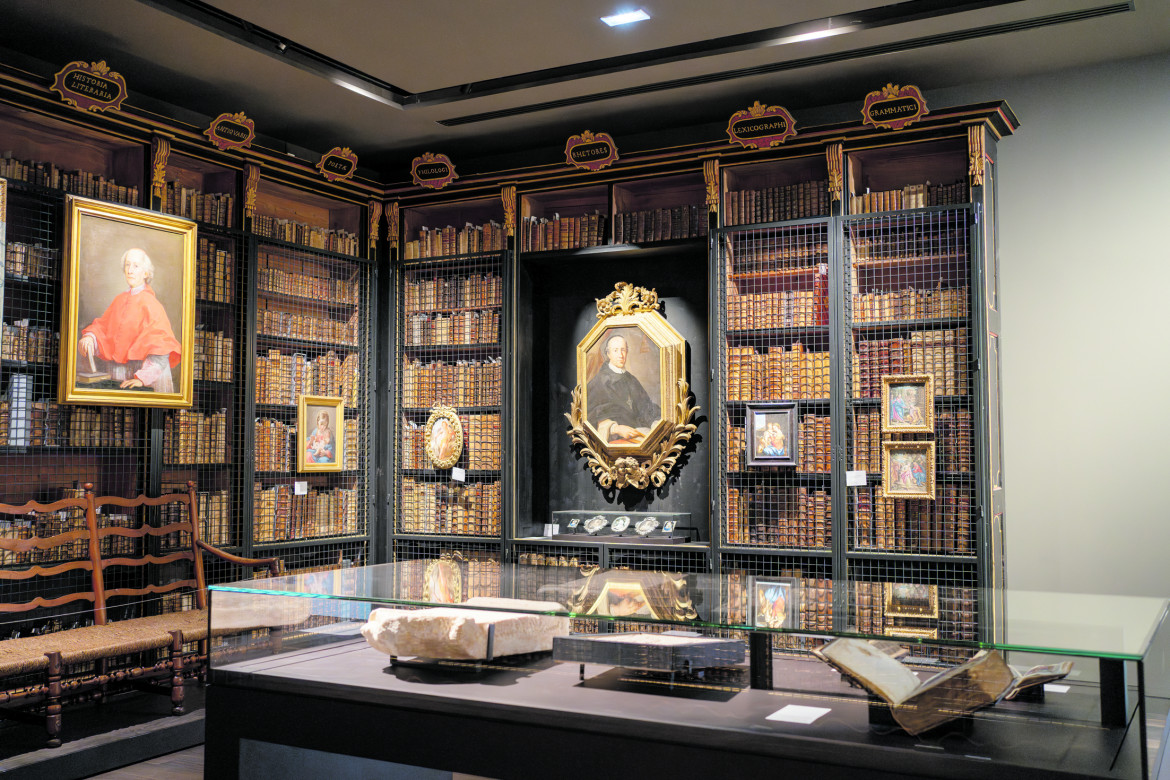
{"left": 726, "top": 343, "right": 830, "bottom": 401}
{"left": 852, "top": 328, "right": 969, "bottom": 398}
{"left": 256, "top": 260, "right": 359, "bottom": 304}
{"left": 194, "top": 330, "right": 233, "bottom": 383}
{"left": 726, "top": 485, "right": 830, "bottom": 548}
{"left": 253, "top": 215, "right": 359, "bottom": 257}
{"left": 726, "top": 237, "right": 829, "bottom": 275}
{"left": 726, "top": 288, "right": 828, "bottom": 330}
{"left": 400, "top": 357, "right": 502, "bottom": 408}
{"left": 1, "top": 321, "right": 56, "bottom": 363}
{"left": 0, "top": 397, "right": 139, "bottom": 448}
{"left": 403, "top": 221, "right": 507, "bottom": 260}
{"left": 404, "top": 310, "right": 499, "bottom": 347}
{"left": 726, "top": 413, "right": 830, "bottom": 473}
{"left": 852, "top": 285, "right": 968, "bottom": 323}
{"left": 5, "top": 241, "right": 58, "bottom": 280}
{"left": 614, "top": 204, "right": 708, "bottom": 243}
{"left": 254, "top": 418, "right": 292, "bottom": 471}
{"left": 258, "top": 307, "right": 359, "bottom": 346}
{"left": 936, "top": 586, "right": 979, "bottom": 662}
{"left": 400, "top": 413, "right": 500, "bottom": 470}
{"left": 252, "top": 483, "right": 362, "bottom": 543}
{"left": 162, "top": 181, "right": 235, "bottom": 228}
{"left": 0, "top": 511, "right": 139, "bottom": 566}
{"left": 724, "top": 179, "right": 830, "bottom": 226}
{"left": 852, "top": 485, "right": 972, "bottom": 554}
{"left": 847, "top": 225, "right": 968, "bottom": 263}
{"left": 853, "top": 582, "right": 978, "bottom": 662}
{"left": 848, "top": 180, "right": 968, "bottom": 214}
{"left": 157, "top": 486, "right": 231, "bottom": 547}
{"left": 520, "top": 212, "right": 608, "bottom": 252}
{"left": 254, "top": 349, "right": 361, "bottom": 406}
{"left": 196, "top": 237, "right": 234, "bottom": 303}
{"left": 162, "top": 408, "right": 228, "bottom": 465}
{"left": 403, "top": 273, "right": 503, "bottom": 314}
{"left": 0, "top": 153, "right": 139, "bottom": 205}
{"left": 399, "top": 478, "right": 501, "bottom": 537}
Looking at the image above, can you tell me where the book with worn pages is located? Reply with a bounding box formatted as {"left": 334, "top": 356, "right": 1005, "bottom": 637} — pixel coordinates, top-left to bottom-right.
{"left": 814, "top": 637, "right": 1072, "bottom": 735}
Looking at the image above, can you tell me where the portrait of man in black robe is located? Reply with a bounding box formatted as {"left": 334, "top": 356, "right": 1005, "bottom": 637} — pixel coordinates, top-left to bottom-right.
{"left": 585, "top": 331, "right": 660, "bottom": 443}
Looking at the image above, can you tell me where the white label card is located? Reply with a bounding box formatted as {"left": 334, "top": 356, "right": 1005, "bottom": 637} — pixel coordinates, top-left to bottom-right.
{"left": 1044, "top": 684, "right": 1070, "bottom": 694}
{"left": 294, "top": 481, "right": 308, "bottom": 496}
{"left": 451, "top": 467, "right": 466, "bottom": 483}
{"left": 846, "top": 470, "right": 867, "bottom": 487}
{"left": 766, "top": 705, "right": 831, "bottom": 725}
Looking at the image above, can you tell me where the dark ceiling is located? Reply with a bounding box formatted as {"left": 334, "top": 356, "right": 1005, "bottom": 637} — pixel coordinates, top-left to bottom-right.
{"left": 1, "top": 0, "right": 1167, "bottom": 182}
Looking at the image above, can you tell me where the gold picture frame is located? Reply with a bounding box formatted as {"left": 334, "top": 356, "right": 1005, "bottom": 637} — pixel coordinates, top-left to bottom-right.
{"left": 883, "top": 626, "right": 939, "bottom": 640}
{"left": 881, "top": 440, "right": 936, "bottom": 500}
{"left": 424, "top": 404, "right": 463, "bottom": 469}
{"left": 59, "top": 195, "right": 196, "bottom": 407}
{"left": 565, "top": 282, "right": 699, "bottom": 490}
{"left": 297, "top": 395, "right": 344, "bottom": 472}
{"left": 881, "top": 373, "right": 934, "bottom": 433}
{"left": 883, "top": 582, "right": 939, "bottom": 619}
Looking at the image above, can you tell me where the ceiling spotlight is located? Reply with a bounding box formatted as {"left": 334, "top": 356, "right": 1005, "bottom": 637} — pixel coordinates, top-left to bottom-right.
{"left": 601, "top": 9, "right": 650, "bottom": 27}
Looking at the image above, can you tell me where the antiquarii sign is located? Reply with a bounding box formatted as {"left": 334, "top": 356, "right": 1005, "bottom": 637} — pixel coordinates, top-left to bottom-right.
{"left": 565, "top": 131, "right": 619, "bottom": 172}
{"left": 861, "top": 84, "right": 928, "bottom": 131}
{"left": 727, "top": 101, "right": 798, "bottom": 149}
{"left": 51, "top": 61, "right": 128, "bottom": 113}
{"left": 318, "top": 147, "right": 358, "bottom": 183}
{"left": 205, "top": 112, "right": 256, "bottom": 151}
{"left": 411, "top": 153, "right": 458, "bottom": 190}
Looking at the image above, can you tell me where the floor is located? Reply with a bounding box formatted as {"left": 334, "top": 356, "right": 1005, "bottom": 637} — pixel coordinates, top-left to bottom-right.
{"left": 88, "top": 745, "right": 204, "bottom": 780}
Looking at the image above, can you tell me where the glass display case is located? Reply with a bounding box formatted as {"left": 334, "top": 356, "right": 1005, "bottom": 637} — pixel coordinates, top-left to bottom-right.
{"left": 206, "top": 562, "right": 1169, "bottom": 780}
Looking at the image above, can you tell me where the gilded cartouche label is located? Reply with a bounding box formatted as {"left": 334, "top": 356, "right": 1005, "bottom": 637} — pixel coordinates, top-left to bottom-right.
{"left": 411, "top": 153, "right": 458, "bottom": 190}
{"left": 565, "top": 131, "right": 619, "bottom": 171}
{"left": 206, "top": 112, "right": 255, "bottom": 151}
{"left": 51, "top": 61, "right": 127, "bottom": 113}
{"left": 727, "top": 102, "right": 797, "bottom": 149}
{"left": 318, "top": 147, "right": 358, "bottom": 182}
{"left": 861, "top": 84, "right": 928, "bottom": 131}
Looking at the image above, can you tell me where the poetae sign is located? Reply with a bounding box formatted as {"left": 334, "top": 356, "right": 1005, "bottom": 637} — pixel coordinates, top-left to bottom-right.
{"left": 861, "top": 83, "right": 928, "bottom": 131}
{"left": 205, "top": 112, "right": 255, "bottom": 151}
{"left": 565, "top": 131, "right": 619, "bottom": 172}
{"left": 318, "top": 147, "right": 358, "bottom": 183}
{"left": 411, "top": 153, "right": 458, "bottom": 190}
{"left": 727, "top": 101, "right": 797, "bottom": 149}
{"left": 52, "top": 61, "right": 127, "bottom": 113}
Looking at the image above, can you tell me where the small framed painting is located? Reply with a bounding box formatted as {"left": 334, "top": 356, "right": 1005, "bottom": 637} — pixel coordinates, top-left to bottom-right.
{"left": 881, "top": 374, "right": 934, "bottom": 433}
{"left": 745, "top": 402, "right": 798, "bottom": 467}
{"left": 883, "top": 582, "right": 939, "bottom": 619}
{"left": 298, "top": 395, "right": 344, "bottom": 472}
{"left": 749, "top": 576, "right": 799, "bottom": 630}
{"left": 883, "top": 626, "right": 939, "bottom": 641}
{"left": 881, "top": 441, "right": 935, "bottom": 500}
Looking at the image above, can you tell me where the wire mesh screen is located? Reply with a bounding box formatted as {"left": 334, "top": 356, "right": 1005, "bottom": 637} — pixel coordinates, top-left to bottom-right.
{"left": 719, "top": 222, "right": 832, "bottom": 550}
{"left": 847, "top": 558, "right": 978, "bottom": 663}
{"left": 161, "top": 227, "right": 244, "bottom": 559}
{"left": 0, "top": 181, "right": 150, "bottom": 641}
{"left": 252, "top": 243, "right": 371, "bottom": 557}
{"left": 721, "top": 552, "right": 833, "bottom": 653}
{"left": 842, "top": 208, "right": 974, "bottom": 557}
{"left": 393, "top": 538, "right": 502, "bottom": 601}
{"left": 514, "top": 543, "right": 601, "bottom": 632}
{"left": 396, "top": 251, "right": 503, "bottom": 538}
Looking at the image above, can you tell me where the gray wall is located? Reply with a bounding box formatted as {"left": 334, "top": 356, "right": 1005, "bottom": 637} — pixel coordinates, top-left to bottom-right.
{"left": 930, "top": 53, "right": 1170, "bottom": 597}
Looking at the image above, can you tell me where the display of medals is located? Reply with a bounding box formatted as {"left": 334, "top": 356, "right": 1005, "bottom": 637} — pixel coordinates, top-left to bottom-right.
{"left": 635, "top": 517, "right": 659, "bottom": 536}
{"left": 610, "top": 515, "right": 630, "bottom": 534}
{"left": 583, "top": 515, "right": 607, "bottom": 535}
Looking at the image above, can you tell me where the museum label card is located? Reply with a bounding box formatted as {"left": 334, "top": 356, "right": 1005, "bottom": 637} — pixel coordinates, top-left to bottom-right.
{"left": 766, "top": 705, "right": 831, "bottom": 724}
{"left": 451, "top": 467, "right": 466, "bottom": 482}
{"left": 846, "top": 470, "right": 867, "bottom": 486}
{"left": 294, "top": 481, "right": 308, "bottom": 496}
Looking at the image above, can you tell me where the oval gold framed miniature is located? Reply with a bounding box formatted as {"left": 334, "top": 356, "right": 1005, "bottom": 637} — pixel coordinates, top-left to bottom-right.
{"left": 424, "top": 405, "right": 463, "bottom": 469}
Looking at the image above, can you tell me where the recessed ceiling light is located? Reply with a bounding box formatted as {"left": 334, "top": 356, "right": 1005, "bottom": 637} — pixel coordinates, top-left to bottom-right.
{"left": 601, "top": 9, "right": 650, "bottom": 27}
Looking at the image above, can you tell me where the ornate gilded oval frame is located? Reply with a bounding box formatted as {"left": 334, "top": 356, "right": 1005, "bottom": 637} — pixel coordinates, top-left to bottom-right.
{"left": 566, "top": 283, "right": 700, "bottom": 490}
{"left": 424, "top": 404, "right": 463, "bottom": 469}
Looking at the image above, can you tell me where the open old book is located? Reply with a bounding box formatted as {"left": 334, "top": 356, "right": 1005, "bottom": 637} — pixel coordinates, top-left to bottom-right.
{"left": 814, "top": 638, "right": 1072, "bottom": 735}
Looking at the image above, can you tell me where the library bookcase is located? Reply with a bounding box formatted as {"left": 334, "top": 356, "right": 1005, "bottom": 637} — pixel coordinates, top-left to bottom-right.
{"left": 0, "top": 72, "right": 380, "bottom": 644}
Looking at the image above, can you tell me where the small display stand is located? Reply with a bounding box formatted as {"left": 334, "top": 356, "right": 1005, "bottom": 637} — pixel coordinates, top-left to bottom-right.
{"left": 551, "top": 510, "right": 692, "bottom": 544}
{"left": 553, "top": 631, "right": 744, "bottom": 681}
